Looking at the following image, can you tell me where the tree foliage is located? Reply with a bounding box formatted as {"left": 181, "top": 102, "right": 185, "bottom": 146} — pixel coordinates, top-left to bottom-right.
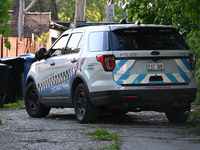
{"left": 8, "top": 0, "right": 125, "bottom": 22}
{"left": 85, "top": 0, "right": 107, "bottom": 22}
{"left": 57, "top": 0, "right": 76, "bottom": 21}
{"left": 126, "top": 0, "right": 200, "bottom": 37}
{"left": 22, "top": 0, "right": 58, "bottom": 20}
{"left": 0, "top": 0, "right": 11, "bottom": 48}
{"left": 126, "top": 0, "right": 200, "bottom": 104}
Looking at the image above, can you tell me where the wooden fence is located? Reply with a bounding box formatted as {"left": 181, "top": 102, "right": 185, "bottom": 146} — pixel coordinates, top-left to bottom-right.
{"left": 0, "top": 35, "right": 47, "bottom": 58}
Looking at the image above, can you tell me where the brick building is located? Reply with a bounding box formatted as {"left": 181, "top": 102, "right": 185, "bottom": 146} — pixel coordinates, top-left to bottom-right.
{"left": 8, "top": 2, "right": 70, "bottom": 44}
{"left": 8, "top": 2, "right": 51, "bottom": 38}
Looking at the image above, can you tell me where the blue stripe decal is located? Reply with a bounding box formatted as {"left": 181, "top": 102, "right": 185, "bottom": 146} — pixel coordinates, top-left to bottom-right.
{"left": 113, "top": 60, "right": 128, "bottom": 74}
{"left": 116, "top": 74, "right": 131, "bottom": 84}
{"left": 113, "top": 59, "right": 192, "bottom": 84}
{"left": 125, "top": 64, "right": 133, "bottom": 74}
{"left": 179, "top": 73, "right": 190, "bottom": 82}
{"left": 181, "top": 59, "right": 192, "bottom": 72}
{"left": 133, "top": 74, "right": 147, "bottom": 84}
{"left": 177, "top": 66, "right": 184, "bottom": 73}
{"left": 165, "top": 73, "right": 178, "bottom": 82}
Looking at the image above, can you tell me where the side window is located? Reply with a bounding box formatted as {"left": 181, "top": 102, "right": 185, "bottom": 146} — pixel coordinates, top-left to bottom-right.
{"left": 63, "top": 33, "right": 83, "bottom": 54}
{"left": 50, "top": 35, "right": 69, "bottom": 56}
{"left": 89, "top": 32, "right": 109, "bottom": 51}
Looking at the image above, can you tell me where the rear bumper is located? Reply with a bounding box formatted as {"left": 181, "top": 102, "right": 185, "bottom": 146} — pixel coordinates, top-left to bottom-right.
{"left": 89, "top": 88, "right": 197, "bottom": 107}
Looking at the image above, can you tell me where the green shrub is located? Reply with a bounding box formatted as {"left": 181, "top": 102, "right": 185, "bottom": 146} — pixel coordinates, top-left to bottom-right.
{"left": 2, "top": 100, "right": 24, "bottom": 109}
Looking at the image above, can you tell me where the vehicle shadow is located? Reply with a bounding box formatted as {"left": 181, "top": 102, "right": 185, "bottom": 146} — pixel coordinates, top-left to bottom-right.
{"left": 47, "top": 113, "right": 76, "bottom": 120}
{"left": 98, "top": 112, "right": 169, "bottom": 125}
{"left": 46, "top": 109, "right": 190, "bottom": 127}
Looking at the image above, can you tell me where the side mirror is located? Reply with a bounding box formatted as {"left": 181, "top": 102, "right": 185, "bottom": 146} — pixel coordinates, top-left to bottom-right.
{"left": 35, "top": 47, "right": 47, "bottom": 61}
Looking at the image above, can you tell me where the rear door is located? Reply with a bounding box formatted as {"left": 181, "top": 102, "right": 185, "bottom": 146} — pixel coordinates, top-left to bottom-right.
{"left": 111, "top": 27, "right": 192, "bottom": 85}
{"left": 56, "top": 32, "right": 83, "bottom": 106}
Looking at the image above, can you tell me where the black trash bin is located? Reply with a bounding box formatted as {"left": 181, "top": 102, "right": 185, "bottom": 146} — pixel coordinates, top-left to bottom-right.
{"left": 0, "top": 54, "right": 36, "bottom": 106}
{"left": 0, "top": 57, "right": 25, "bottom": 102}
{"left": 0, "top": 63, "right": 12, "bottom": 107}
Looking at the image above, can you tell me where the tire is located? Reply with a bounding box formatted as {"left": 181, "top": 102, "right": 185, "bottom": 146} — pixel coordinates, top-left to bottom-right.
{"left": 165, "top": 104, "right": 191, "bottom": 123}
{"left": 25, "top": 82, "right": 51, "bottom": 118}
{"left": 74, "top": 83, "right": 100, "bottom": 123}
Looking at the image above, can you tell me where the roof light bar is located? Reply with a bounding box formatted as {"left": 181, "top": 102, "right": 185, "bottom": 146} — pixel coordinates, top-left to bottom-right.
{"left": 71, "top": 19, "right": 138, "bottom": 28}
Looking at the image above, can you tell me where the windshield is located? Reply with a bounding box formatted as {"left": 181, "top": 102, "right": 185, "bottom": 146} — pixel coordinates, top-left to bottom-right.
{"left": 110, "top": 28, "right": 189, "bottom": 50}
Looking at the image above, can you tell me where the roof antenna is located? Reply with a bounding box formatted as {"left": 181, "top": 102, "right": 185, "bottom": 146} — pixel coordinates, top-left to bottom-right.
{"left": 119, "top": 19, "right": 127, "bottom": 24}
{"left": 135, "top": 21, "right": 141, "bottom": 25}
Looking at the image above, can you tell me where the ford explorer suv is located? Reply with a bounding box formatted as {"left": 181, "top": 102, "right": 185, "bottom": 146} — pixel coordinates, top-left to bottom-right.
{"left": 25, "top": 21, "right": 197, "bottom": 123}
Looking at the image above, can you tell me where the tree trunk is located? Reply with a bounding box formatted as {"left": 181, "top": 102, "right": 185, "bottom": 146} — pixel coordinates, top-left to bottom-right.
{"left": 75, "top": 0, "right": 86, "bottom": 22}
{"left": 50, "top": 0, "right": 58, "bottom": 21}
{"left": 106, "top": 0, "right": 115, "bottom": 22}
{"left": 18, "top": 0, "right": 39, "bottom": 38}
{"left": 24, "top": 0, "right": 39, "bottom": 13}
{"left": 18, "top": 0, "right": 25, "bottom": 38}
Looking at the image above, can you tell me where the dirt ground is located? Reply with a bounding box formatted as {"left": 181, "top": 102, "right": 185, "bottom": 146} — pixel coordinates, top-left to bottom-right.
{"left": 0, "top": 108, "right": 200, "bottom": 150}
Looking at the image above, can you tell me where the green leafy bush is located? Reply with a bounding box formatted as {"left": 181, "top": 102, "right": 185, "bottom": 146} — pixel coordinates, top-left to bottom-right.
{"left": 0, "top": 0, "right": 11, "bottom": 48}
{"left": 35, "top": 32, "right": 49, "bottom": 43}
{"left": 2, "top": 100, "right": 24, "bottom": 109}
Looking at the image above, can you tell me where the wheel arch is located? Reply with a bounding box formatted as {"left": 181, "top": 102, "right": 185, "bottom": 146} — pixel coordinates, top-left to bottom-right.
{"left": 71, "top": 75, "right": 90, "bottom": 104}
{"left": 26, "top": 75, "right": 37, "bottom": 90}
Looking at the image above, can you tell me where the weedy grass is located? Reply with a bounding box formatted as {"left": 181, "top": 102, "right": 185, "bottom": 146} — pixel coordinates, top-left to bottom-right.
{"left": 187, "top": 106, "right": 200, "bottom": 133}
{"left": 87, "top": 129, "right": 122, "bottom": 150}
{"left": 2, "top": 100, "right": 24, "bottom": 109}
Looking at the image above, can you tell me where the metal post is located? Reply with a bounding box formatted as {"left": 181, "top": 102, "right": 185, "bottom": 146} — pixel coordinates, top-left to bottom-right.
{"left": 106, "top": 0, "right": 115, "bottom": 22}
{"left": 75, "top": 0, "right": 86, "bottom": 22}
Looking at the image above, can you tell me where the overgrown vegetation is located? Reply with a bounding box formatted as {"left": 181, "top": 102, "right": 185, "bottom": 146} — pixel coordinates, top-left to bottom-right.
{"left": 188, "top": 111, "right": 200, "bottom": 132}
{"left": 35, "top": 32, "right": 49, "bottom": 43}
{"left": 2, "top": 100, "right": 24, "bottom": 109}
{"left": 0, "top": 0, "right": 11, "bottom": 48}
{"left": 125, "top": 0, "right": 200, "bottom": 129}
{"left": 86, "top": 129, "right": 122, "bottom": 150}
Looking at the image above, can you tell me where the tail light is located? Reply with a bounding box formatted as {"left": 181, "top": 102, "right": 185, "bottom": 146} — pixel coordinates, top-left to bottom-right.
{"left": 96, "top": 55, "right": 115, "bottom": 71}
{"left": 189, "top": 53, "right": 196, "bottom": 70}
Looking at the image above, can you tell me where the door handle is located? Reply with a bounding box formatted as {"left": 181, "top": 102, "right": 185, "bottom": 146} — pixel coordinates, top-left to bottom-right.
{"left": 151, "top": 51, "right": 160, "bottom": 55}
{"left": 71, "top": 58, "right": 77, "bottom": 63}
{"left": 50, "top": 62, "right": 55, "bottom": 66}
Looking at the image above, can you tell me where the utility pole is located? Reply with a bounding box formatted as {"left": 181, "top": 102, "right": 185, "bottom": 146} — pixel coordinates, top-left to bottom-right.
{"left": 106, "top": 0, "right": 115, "bottom": 22}
{"left": 75, "top": 0, "right": 86, "bottom": 22}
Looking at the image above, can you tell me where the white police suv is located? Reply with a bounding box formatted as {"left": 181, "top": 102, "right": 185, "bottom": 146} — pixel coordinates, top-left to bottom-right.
{"left": 25, "top": 20, "right": 197, "bottom": 123}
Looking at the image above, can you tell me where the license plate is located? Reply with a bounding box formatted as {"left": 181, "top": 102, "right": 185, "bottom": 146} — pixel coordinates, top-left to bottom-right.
{"left": 147, "top": 62, "right": 164, "bottom": 71}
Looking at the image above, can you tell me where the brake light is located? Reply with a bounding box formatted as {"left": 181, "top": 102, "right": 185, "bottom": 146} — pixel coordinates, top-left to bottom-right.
{"left": 122, "top": 96, "right": 139, "bottom": 98}
{"left": 176, "top": 94, "right": 189, "bottom": 97}
{"left": 189, "top": 53, "right": 196, "bottom": 70}
{"left": 96, "top": 55, "right": 115, "bottom": 71}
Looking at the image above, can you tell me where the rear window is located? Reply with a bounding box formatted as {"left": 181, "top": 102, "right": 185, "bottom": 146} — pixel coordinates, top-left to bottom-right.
{"left": 110, "top": 28, "right": 189, "bottom": 50}
{"left": 89, "top": 31, "right": 109, "bottom": 51}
